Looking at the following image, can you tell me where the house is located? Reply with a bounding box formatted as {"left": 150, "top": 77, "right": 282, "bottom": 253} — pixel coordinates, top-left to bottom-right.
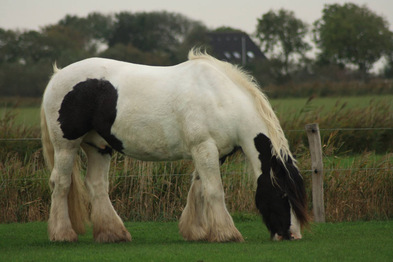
{"left": 207, "top": 32, "right": 267, "bottom": 65}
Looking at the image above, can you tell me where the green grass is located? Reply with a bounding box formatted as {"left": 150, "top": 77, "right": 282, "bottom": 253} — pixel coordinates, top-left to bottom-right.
{"left": 0, "top": 106, "right": 40, "bottom": 127}
{"left": 271, "top": 95, "right": 393, "bottom": 116}
{"left": 1, "top": 220, "right": 392, "bottom": 261}
{"left": 324, "top": 153, "right": 393, "bottom": 169}
{"left": 1, "top": 95, "right": 393, "bottom": 128}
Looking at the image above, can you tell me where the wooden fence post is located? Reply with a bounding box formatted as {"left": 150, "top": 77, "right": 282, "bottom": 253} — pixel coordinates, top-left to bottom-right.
{"left": 305, "top": 123, "right": 326, "bottom": 223}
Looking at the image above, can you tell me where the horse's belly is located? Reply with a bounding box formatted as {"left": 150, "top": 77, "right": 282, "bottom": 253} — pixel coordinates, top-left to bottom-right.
{"left": 111, "top": 120, "right": 189, "bottom": 161}
{"left": 122, "top": 138, "right": 188, "bottom": 161}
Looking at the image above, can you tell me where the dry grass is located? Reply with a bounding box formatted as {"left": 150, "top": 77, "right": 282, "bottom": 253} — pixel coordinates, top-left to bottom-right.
{"left": 1, "top": 149, "right": 392, "bottom": 223}
{"left": 107, "top": 152, "right": 254, "bottom": 221}
{"left": 0, "top": 151, "right": 50, "bottom": 223}
{"left": 324, "top": 153, "right": 393, "bottom": 221}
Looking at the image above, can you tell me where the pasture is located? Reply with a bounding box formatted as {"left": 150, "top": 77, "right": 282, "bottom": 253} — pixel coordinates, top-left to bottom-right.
{"left": 1, "top": 219, "right": 392, "bottom": 261}
{"left": 2, "top": 95, "right": 393, "bottom": 127}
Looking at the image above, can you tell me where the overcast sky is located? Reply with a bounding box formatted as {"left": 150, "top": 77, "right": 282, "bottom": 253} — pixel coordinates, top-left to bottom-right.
{"left": 1, "top": 0, "right": 393, "bottom": 33}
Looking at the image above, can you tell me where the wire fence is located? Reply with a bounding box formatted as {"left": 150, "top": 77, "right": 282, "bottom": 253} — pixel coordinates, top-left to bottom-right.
{"left": 2, "top": 167, "right": 393, "bottom": 183}
{"left": 1, "top": 126, "right": 393, "bottom": 183}
{"left": 1, "top": 126, "right": 393, "bottom": 141}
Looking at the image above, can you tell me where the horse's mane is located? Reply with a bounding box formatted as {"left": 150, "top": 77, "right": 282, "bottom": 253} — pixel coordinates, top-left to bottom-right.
{"left": 188, "top": 48, "right": 293, "bottom": 164}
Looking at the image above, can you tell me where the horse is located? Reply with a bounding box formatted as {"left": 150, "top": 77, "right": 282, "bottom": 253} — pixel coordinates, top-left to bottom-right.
{"left": 41, "top": 49, "right": 308, "bottom": 243}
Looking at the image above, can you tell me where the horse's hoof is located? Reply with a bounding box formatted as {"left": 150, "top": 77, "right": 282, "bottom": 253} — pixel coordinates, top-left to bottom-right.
{"left": 49, "top": 230, "right": 78, "bottom": 242}
{"left": 207, "top": 229, "right": 244, "bottom": 242}
{"left": 94, "top": 228, "right": 132, "bottom": 243}
{"left": 179, "top": 225, "right": 208, "bottom": 242}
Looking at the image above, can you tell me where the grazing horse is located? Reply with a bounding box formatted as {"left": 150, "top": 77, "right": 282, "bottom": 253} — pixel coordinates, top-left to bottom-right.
{"left": 41, "top": 49, "right": 308, "bottom": 243}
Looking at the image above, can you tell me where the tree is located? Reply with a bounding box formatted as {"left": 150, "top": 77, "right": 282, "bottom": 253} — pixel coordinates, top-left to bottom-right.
{"left": 99, "top": 43, "right": 171, "bottom": 65}
{"left": 173, "top": 23, "right": 210, "bottom": 62}
{"left": 40, "top": 24, "right": 94, "bottom": 66}
{"left": 255, "top": 9, "right": 311, "bottom": 76}
{"left": 384, "top": 53, "right": 393, "bottom": 78}
{"left": 109, "top": 11, "right": 206, "bottom": 63}
{"left": 58, "top": 13, "right": 113, "bottom": 51}
{"left": 0, "top": 29, "right": 21, "bottom": 63}
{"left": 313, "top": 3, "right": 393, "bottom": 76}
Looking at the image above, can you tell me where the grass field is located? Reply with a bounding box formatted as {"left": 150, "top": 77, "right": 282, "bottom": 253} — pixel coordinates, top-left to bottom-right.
{"left": 272, "top": 95, "right": 393, "bottom": 117}
{"left": 1, "top": 95, "right": 393, "bottom": 127}
{"left": 1, "top": 219, "right": 392, "bottom": 261}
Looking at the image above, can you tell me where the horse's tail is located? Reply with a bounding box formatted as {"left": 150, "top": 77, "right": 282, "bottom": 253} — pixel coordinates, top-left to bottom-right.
{"left": 41, "top": 102, "right": 89, "bottom": 235}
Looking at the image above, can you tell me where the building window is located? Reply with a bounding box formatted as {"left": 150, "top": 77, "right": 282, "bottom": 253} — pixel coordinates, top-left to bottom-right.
{"left": 247, "top": 51, "right": 255, "bottom": 59}
{"left": 224, "top": 52, "right": 231, "bottom": 59}
{"left": 233, "top": 52, "right": 241, "bottom": 59}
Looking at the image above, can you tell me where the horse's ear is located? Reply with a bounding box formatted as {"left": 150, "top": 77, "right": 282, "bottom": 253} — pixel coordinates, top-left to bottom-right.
{"left": 253, "top": 133, "right": 273, "bottom": 174}
{"left": 53, "top": 62, "right": 60, "bottom": 73}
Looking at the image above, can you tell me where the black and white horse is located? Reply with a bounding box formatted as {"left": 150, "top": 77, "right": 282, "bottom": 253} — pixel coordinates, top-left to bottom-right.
{"left": 41, "top": 49, "right": 308, "bottom": 243}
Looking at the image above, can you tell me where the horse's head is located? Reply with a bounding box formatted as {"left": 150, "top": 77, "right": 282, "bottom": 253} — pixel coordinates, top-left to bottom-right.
{"left": 255, "top": 168, "right": 306, "bottom": 240}
{"left": 254, "top": 134, "right": 308, "bottom": 241}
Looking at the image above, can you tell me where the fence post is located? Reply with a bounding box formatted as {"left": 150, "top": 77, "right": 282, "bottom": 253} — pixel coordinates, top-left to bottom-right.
{"left": 305, "top": 123, "right": 325, "bottom": 223}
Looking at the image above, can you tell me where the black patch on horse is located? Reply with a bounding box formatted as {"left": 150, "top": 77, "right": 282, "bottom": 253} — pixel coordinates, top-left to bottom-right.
{"left": 58, "top": 78, "right": 124, "bottom": 153}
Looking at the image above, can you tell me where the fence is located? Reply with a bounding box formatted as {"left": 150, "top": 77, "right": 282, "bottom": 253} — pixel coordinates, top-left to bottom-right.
{"left": 1, "top": 125, "right": 393, "bottom": 223}
{"left": 305, "top": 123, "right": 325, "bottom": 223}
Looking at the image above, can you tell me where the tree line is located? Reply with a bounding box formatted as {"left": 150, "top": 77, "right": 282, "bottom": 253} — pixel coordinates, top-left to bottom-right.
{"left": 1, "top": 3, "right": 393, "bottom": 97}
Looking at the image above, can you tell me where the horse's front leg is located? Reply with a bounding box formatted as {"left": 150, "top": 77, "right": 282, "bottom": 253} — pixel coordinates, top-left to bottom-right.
{"left": 82, "top": 144, "right": 131, "bottom": 243}
{"left": 179, "top": 170, "right": 208, "bottom": 241}
{"left": 179, "top": 140, "right": 244, "bottom": 242}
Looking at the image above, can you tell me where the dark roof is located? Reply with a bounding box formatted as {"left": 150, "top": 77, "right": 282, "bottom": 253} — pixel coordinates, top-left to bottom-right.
{"left": 207, "top": 32, "right": 266, "bottom": 65}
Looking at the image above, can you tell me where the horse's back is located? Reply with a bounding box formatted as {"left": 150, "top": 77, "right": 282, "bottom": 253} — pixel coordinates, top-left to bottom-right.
{"left": 42, "top": 57, "right": 262, "bottom": 161}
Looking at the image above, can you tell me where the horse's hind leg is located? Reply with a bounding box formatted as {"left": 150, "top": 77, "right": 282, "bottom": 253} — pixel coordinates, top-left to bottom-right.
{"left": 180, "top": 140, "right": 244, "bottom": 242}
{"left": 82, "top": 141, "right": 131, "bottom": 243}
{"left": 48, "top": 144, "right": 79, "bottom": 242}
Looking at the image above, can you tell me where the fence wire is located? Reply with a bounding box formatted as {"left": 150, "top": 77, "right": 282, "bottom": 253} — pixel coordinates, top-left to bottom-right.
{"left": 1, "top": 126, "right": 393, "bottom": 141}
{"left": 1, "top": 126, "right": 392, "bottom": 182}
{"left": 1, "top": 167, "right": 393, "bottom": 183}
{"left": 0, "top": 138, "right": 41, "bottom": 141}
{"left": 1, "top": 127, "right": 392, "bottom": 141}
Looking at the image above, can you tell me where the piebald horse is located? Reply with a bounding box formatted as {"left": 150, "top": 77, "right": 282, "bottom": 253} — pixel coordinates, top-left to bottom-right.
{"left": 41, "top": 49, "right": 308, "bottom": 243}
